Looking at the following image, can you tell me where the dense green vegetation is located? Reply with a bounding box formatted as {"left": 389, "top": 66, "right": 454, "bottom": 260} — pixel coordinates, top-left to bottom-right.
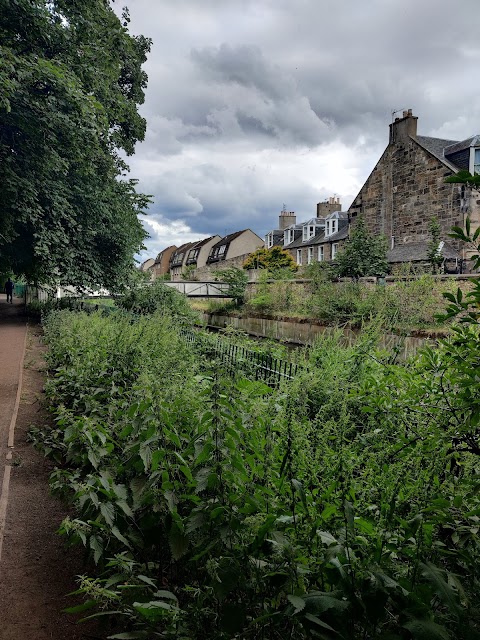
{"left": 243, "top": 246, "right": 298, "bottom": 272}
{"left": 334, "top": 216, "right": 388, "bottom": 279}
{"left": 31, "top": 275, "right": 480, "bottom": 639}
{"left": 241, "top": 272, "right": 463, "bottom": 331}
{"left": 0, "top": 0, "right": 150, "bottom": 289}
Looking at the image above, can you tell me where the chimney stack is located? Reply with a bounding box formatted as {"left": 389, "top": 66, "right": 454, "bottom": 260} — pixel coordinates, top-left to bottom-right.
{"left": 389, "top": 109, "right": 418, "bottom": 145}
{"left": 278, "top": 207, "right": 296, "bottom": 230}
{"left": 317, "top": 196, "right": 341, "bottom": 218}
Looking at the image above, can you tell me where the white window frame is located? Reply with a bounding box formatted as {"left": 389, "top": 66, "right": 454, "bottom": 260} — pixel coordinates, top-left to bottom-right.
{"left": 296, "top": 249, "right": 302, "bottom": 265}
{"left": 331, "top": 243, "right": 338, "bottom": 260}
{"left": 325, "top": 218, "right": 338, "bottom": 238}
{"left": 307, "top": 247, "right": 314, "bottom": 264}
{"left": 318, "top": 246, "right": 324, "bottom": 261}
{"left": 284, "top": 229, "right": 294, "bottom": 246}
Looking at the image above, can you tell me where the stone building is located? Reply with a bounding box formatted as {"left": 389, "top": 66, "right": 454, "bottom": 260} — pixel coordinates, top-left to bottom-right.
{"left": 285, "top": 210, "right": 349, "bottom": 265}
{"left": 264, "top": 201, "right": 349, "bottom": 266}
{"left": 348, "top": 110, "right": 480, "bottom": 265}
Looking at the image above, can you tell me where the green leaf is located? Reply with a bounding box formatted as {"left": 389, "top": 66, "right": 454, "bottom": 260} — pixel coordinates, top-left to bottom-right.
{"left": 108, "top": 631, "right": 150, "bottom": 639}
{"left": 403, "top": 619, "right": 450, "bottom": 640}
{"left": 63, "top": 599, "right": 97, "bottom": 614}
{"left": 89, "top": 534, "right": 103, "bottom": 564}
{"left": 304, "top": 613, "right": 338, "bottom": 633}
{"left": 292, "top": 478, "right": 308, "bottom": 509}
{"left": 100, "top": 502, "right": 115, "bottom": 526}
{"left": 153, "top": 590, "right": 178, "bottom": 601}
{"left": 420, "top": 562, "right": 461, "bottom": 615}
{"left": 317, "top": 530, "right": 337, "bottom": 546}
{"left": 168, "top": 522, "right": 188, "bottom": 560}
{"left": 304, "top": 592, "right": 349, "bottom": 614}
{"left": 287, "top": 594, "right": 306, "bottom": 614}
{"left": 111, "top": 526, "right": 132, "bottom": 549}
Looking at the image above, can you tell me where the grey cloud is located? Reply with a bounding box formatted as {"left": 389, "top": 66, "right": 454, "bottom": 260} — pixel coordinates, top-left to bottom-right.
{"left": 191, "top": 43, "right": 295, "bottom": 102}
{"left": 189, "top": 43, "right": 333, "bottom": 146}
{"left": 120, "top": 0, "right": 480, "bottom": 258}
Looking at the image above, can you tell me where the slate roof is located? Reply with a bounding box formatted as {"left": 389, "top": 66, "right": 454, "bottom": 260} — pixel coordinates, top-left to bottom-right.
{"left": 444, "top": 135, "right": 480, "bottom": 155}
{"left": 210, "top": 229, "right": 248, "bottom": 249}
{"left": 325, "top": 210, "right": 349, "bottom": 220}
{"left": 283, "top": 229, "right": 303, "bottom": 249}
{"left": 387, "top": 241, "right": 460, "bottom": 263}
{"left": 192, "top": 235, "right": 219, "bottom": 249}
{"left": 170, "top": 242, "right": 197, "bottom": 266}
{"left": 155, "top": 245, "right": 176, "bottom": 264}
{"left": 286, "top": 230, "right": 323, "bottom": 250}
{"left": 267, "top": 229, "right": 286, "bottom": 247}
{"left": 415, "top": 135, "right": 459, "bottom": 170}
{"left": 318, "top": 225, "right": 349, "bottom": 244}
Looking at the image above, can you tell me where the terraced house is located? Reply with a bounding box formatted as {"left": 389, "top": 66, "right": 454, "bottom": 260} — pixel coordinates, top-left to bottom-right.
{"left": 265, "top": 199, "right": 350, "bottom": 266}
{"left": 349, "top": 110, "right": 480, "bottom": 268}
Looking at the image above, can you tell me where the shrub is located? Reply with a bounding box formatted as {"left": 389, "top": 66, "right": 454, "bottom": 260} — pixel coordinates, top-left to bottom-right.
{"left": 117, "top": 279, "right": 195, "bottom": 321}
{"left": 243, "top": 246, "right": 298, "bottom": 272}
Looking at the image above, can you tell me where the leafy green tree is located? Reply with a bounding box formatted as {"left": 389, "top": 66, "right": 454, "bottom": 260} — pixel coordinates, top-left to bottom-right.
{"left": 427, "top": 216, "right": 444, "bottom": 274}
{"left": 334, "top": 216, "right": 388, "bottom": 278}
{"left": 214, "top": 266, "right": 248, "bottom": 304}
{"left": 0, "top": 0, "right": 151, "bottom": 289}
{"left": 445, "top": 169, "right": 480, "bottom": 191}
{"left": 243, "top": 246, "right": 298, "bottom": 272}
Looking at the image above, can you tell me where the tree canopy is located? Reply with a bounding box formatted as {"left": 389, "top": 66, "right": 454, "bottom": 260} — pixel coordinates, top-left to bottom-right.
{"left": 0, "top": 0, "right": 151, "bottom": 289}
{"left": 243, "top": 246, "right": 298, "bottom": 271}
{"left": 334, "top": 216, "right": 388, "bottom": 278}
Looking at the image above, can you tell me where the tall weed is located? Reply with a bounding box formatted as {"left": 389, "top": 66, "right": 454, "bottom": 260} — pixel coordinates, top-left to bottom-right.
{"left": 34, "top": 309, "right": 480, "bottom": 638}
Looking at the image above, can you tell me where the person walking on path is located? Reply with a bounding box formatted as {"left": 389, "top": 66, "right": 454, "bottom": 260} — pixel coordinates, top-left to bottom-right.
{"left": 4, "top": 278, "right": 14, "bottom": 303}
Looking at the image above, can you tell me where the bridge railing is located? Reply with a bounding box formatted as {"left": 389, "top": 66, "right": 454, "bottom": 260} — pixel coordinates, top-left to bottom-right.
{"left": 163, "top": 281, "right": 231, "bottom": 297}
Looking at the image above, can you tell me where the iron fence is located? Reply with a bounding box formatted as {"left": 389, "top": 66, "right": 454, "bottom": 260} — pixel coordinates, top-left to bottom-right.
{"left": 181, "top": 328, "right": 302, "bottom": 387}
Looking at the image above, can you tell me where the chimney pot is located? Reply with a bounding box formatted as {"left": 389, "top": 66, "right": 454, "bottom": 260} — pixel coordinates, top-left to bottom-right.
{"left": 402, "top": 110, "right": 408, "bottom": 118}
{"left": 407, "top": 108, "right": 412, "bottom": 116}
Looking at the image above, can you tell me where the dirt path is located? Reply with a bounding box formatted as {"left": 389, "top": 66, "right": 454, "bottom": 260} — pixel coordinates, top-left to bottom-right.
{"left": 0, "top": 296, "right": 100, "bottom": 639}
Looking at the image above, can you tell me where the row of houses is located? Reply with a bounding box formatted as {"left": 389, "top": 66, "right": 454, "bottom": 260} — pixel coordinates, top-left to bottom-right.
{"left": 140, "top": 229, "right": 264, "bottom": 281}
{"left": 266, "top": 111, "right": 480, "bottom": 271}
{"left": 142, "top": 110, "right": 480, "bottom": 279}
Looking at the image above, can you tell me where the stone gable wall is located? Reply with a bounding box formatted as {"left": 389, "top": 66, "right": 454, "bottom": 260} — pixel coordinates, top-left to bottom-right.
{"left": 349, "top": 138, "right": 465, "bottom": 247}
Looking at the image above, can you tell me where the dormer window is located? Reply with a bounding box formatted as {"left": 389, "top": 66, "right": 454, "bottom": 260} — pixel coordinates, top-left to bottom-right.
{"left": 284, "top": 228, "right": 294, "bottom": 246}
{"left": 266, "top": 232, "right": 274, "bottom": 248}
{"left": 302, "top": 222, "right": 317, "bottom": 242}
{"left": 325, "top": 219, "right": 338, "bottom": 238}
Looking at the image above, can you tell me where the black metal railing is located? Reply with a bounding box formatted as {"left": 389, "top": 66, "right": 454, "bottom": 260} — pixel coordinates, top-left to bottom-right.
{"left": 181, "top": 329, "right": 302, "bottom": 387}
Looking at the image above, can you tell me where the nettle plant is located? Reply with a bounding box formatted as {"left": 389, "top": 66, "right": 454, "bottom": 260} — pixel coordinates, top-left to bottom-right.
{"left": 34, "top": 247, "right": 480, "bottom": 639}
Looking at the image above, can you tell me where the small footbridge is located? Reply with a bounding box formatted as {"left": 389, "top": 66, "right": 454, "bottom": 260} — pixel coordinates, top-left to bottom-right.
{"left": 163, "top": 281, "right": 231, "bottom": 297}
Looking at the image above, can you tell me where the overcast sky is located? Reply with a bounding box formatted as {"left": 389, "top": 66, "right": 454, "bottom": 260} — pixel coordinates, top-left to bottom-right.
{"left": 116, "top": 0, "right": 480, "bottom": 261}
